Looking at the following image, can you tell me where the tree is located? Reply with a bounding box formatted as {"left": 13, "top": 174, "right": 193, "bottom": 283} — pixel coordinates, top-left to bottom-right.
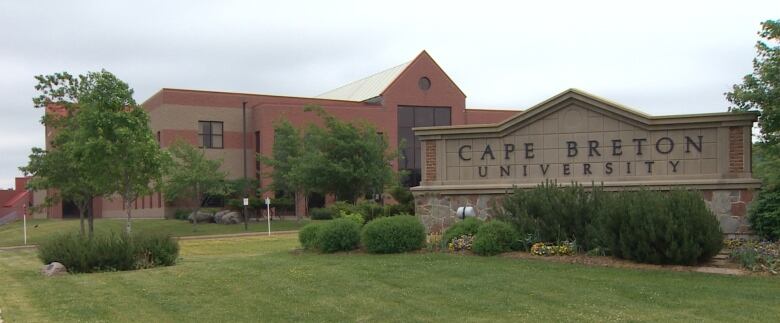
{"left": 70, "top": 71, "right": 166, "bottom": 234}
{"left": 265, "top": 106, "right": 396, "bottom": 203}
{"left": 163, "top": 140, "right": 228, "bottom": 231}
{"left": 727, "top": 19, "right": 780, "bottom": 240}
{"left": 259, "top": 119, "right": 306, "bottom": 220}
{"left": 21, "top": 72, "right": 110, "bottom": 237}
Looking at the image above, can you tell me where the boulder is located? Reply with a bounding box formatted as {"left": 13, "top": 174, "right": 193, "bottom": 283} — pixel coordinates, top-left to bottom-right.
{"left": 41, "top": 262, "right": 67, "bottom": 277}
{"left": 219, "top": 211, "right": 242, "bottom": 225}
{"left": 188, "top": 210, "right": 214, "bottom": 223}
{"left": 213, "top": 210, "right": 231, "bottom": 223}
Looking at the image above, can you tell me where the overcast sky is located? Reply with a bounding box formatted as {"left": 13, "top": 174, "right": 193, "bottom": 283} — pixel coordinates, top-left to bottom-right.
{"left": 0, "top": 0, "right": 777, "bottom": 188}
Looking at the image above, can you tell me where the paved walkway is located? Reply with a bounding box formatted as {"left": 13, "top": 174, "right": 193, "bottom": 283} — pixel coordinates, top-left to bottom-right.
{"left": 0, "top": 230, "right": 300, "bottom": 251}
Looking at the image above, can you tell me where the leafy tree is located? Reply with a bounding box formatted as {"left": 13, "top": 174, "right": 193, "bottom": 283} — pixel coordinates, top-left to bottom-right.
{"left": 727, "top": 20, "right": 780, "bottom": 240}
{"left": 71, "top": 71, "right": 166, "bottom": 234}
{"left": 297, "top": 105, "right": 395, "bottom": 202}
{"left": 259, "top": 119, "right": 305, "bottom": 220}
{"left": 21, "top": 72, "right": 110, "bottom": 237}
{"left": 163, "top": 140, "right": 228, "bottom": 231}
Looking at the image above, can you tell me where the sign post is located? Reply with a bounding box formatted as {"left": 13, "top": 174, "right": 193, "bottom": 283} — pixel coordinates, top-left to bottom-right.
{"left": 23, "top": 206, "right": 28, "bottom": 245}
{"left": 265, "top": 197, "right": 271, "bottom": 236}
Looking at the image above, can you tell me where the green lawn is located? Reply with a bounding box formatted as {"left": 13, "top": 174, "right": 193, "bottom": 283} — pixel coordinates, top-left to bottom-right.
{"left": 0, "top": 235, "right": 778, "bottom": 322}
{"left": 0, "top": 218, "right": 310, "bottom": 247}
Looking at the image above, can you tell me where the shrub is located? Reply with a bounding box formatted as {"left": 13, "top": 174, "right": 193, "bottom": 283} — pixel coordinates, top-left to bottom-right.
{"left": 310, "top": 207, "right": 333, "bottom": 220}
{"left": 317, "top": 219, "right": 361, "bottom": 253}
{"left": 604, "top": 190, "right": 723, "bottom": 265}
{"left": 356, "top": 200, "right": 385, "bottom": 222}
{"left": 472, "top": 220, "right": 519, "bottom": 256}
{"left": 495, "top": 181, "right": 609, "bottom": 252}
{"left": 133, "top": 233, "right": 179, "bottom": 268}
{"left": 173, "top": 209, "right": 190, "bottom": 220}
{"left": 38, "top": 232, "right": 179, "bottom": 273}
{"left": 299, "top": 222, "right": 324, "bottom": 250}
{"left": 340, "top": 211, "right": 365, "bottom": 226}
{"left": 382, "top": 203, "right": 407, "bottom": 217}
{"left": 748, "top": 187, "right": 780, "bottom": 241}
{"left": 361, "top": 215, "right": 426, "bottom": 253}
{"left": 442, "top": 217, "right": 483, "bottom": 246}
{"left": 328, "top": 201, "right": 356, "bottom": 218}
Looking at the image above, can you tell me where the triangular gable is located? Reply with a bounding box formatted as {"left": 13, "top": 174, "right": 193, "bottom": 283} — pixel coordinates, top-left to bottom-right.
{"left": 381, "top": 50, "right": 467, "bottom": 99}
{"left": 414, "top": 88, "right": 757, "bottom": 138}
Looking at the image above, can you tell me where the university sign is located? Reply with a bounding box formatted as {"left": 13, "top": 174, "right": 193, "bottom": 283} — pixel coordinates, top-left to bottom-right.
{"left": 411, "top": 89, "right": 760, "bottom": 236}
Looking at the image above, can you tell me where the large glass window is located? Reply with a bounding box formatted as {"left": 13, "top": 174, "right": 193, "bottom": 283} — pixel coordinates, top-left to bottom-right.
{"left": 397, "top": 106, "right": 451, "bottom": 187}
{"left": 198, "top": 121, "right": 224, "bottom": 149}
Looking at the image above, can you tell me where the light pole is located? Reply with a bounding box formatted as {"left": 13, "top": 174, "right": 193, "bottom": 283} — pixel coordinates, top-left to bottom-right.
{"left": 242, "top": 101, "right": 248, "bottom": 231}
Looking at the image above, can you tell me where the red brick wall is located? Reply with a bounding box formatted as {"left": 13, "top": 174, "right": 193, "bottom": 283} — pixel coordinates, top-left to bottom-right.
{"left": 729, "top": 127, "right": 744, "bottom": 173}
{"left": 425, "top": 141, "right": 437, "bottom": 181}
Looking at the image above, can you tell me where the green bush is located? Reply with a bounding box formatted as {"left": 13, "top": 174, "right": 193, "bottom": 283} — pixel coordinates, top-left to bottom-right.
{"left": 604, "top": 190, "right": 723, "bottom": 265}
{"left": 340, "top": 211, "right": 365, "bottom": 225}
{"left": 310, "top": 207, "right": 334, "bottom": 220}
{"left": 472, "top": 220, "right": 519, "bottom": 256}
{"left": 442, "top": 217, "right": 483, "bottom": 246}
{"left": 38, "top": 232, "right": 179, "bottom": 273}
{"left": 748, "top": 187, "right": 780, "bottom": 241}
{"left": 133, "top": 233, "right": 180, "bottom": 268}
{"left": 356, "top": 200, "right": 385, "bottom": 222}
{"left": 497, "top": 182, "right": 724, "bottom": 265}
{"left": 299, "top": 222, "right": 324, "bottom": 250}
{"left": 328, "top": 201, "right": 356, "bottom": 218}
{"left": 173, "top": 209, "right": 190, "bottom": 220}
{"left": 317, "top": 219, "right": 361, "bottom": 253}
{"left": 495, "top": 181, "right": 608, "bottom": 252}
{"left": 361, "top": 215, "right": 426, "bottom": 253}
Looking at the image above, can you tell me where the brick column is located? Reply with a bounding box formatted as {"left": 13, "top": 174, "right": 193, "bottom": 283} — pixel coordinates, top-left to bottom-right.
{"left": 424, "top": 141, "right": 437, "bottom": 182}
{"left": 728, "top": 127, "right": 744, "bottom": 173}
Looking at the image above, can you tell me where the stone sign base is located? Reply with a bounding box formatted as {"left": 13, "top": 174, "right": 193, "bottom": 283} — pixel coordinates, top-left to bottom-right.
{"left": 414, "top": 188, "right": 756, "bottom": 238}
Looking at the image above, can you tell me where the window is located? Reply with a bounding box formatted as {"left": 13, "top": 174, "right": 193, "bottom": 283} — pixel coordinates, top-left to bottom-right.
{"left": 198, "top": 121, "right": 223, "bottom": 149}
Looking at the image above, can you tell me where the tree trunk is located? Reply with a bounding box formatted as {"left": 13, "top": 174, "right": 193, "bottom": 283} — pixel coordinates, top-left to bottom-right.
{"left": 124, "top": 199, "right": 133, "bottom": 235}
{"left": 87, "top": 197, "right": 95, "bottom": 239}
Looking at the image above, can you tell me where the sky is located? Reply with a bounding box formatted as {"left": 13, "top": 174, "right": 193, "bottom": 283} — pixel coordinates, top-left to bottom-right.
{"left": 0, "top": 0, "right": 777, "bottom": 189}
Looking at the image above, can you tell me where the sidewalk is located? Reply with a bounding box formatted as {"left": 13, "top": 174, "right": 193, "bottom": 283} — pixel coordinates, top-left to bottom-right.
{"left": 0, "top": 230, "right": 300, "bottom": 251}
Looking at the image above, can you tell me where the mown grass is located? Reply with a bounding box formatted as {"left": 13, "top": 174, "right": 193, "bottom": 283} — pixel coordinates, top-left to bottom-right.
{"left": 0, "top": 218, "right": 310, "bottom": 247}
{"left": 0, "top": 235, "right": 778, "bottom": 322}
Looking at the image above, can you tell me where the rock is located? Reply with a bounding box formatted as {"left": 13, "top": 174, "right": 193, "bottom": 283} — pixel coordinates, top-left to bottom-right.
{"left": 41, "top": 262, "right": 67, "bottom": 277}
{"left": 219, "top": 211, "right": 242, "bottom": 224}
{"left": 213, "top": 210, "right": 231, "bottom": 223}
{"left": 188, "top": 210, "right": 214, "bottom": 223}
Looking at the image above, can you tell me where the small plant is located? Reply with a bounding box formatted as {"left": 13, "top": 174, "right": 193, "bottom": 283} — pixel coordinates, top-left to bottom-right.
{"left": 530, "top": 242, "right": 576, "bottom": 256}
{"left": 317, "top": 219, "right": 361, "bottom": 253}
{"left": 472, "top": 220, "right": 519, "bottom": 256}
{"left": 442, "top": 217, "right": 483, "bottom": 247}
{"left": 173, "top": 209, "right": 190, "bottom": 220}
{"left": 727, "top": 239, "right": 780, "bottom": 274}
{"left": 340, "top": 211, "right": 365, "bottom": 226}
{"left": 448, "top": 235, "right": 474, "bottom": 252}
{"left": 426, "top": 232, "right": 443, "bottom": 251}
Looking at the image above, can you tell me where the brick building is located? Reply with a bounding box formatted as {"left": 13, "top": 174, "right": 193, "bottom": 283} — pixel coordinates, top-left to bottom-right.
{"left": 35, "top": 51, "right": 519, "bottom": 219}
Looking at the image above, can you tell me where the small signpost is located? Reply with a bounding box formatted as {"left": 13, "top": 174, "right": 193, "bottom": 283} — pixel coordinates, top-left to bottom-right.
{"left": 265, "top": 197, "right": 271, "bottom": 236}
{"left": 23, "top": 205, "right": 28, "bottom": 245}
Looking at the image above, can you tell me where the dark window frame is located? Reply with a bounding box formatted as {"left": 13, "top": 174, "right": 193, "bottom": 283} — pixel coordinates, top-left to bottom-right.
{"left": 198, "top": 121, "right": 224, "bottom": 149}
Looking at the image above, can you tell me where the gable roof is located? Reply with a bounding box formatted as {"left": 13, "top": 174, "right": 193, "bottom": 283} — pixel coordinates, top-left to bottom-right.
{"left": 316, "top": 61, "right": 411, "bottom": 101}
{"left": 414, "top": 88, "right": 759, "bottom": 137}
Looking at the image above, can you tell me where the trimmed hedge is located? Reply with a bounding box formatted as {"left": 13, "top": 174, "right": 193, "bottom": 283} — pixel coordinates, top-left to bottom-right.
{"left": 749, "top": 186, "right": 780, "bottom": 241}
{"left": 472, "top": 220, "right": 519, "bottom": 256}
{"left": 317, "top": 219, "right": 361, "bottom": 253}
{"left": 442, "top": 217, "right": 483, "bottom": 246}
{"left": 38, "top": 232, "right": 179, "bottom": 273}
{"left": 362, "top": 215, "right": 426, "bottom": 253}
{"left": 298, "top": 222, "right": 324, "bottom": 250}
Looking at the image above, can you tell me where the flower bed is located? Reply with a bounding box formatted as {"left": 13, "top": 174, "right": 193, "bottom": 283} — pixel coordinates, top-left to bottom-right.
{"left": 530, "top": 242, "right": 575, "bottom": 256}
{"left": 726, "top": 239, "right": 779, "bottom": 274}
